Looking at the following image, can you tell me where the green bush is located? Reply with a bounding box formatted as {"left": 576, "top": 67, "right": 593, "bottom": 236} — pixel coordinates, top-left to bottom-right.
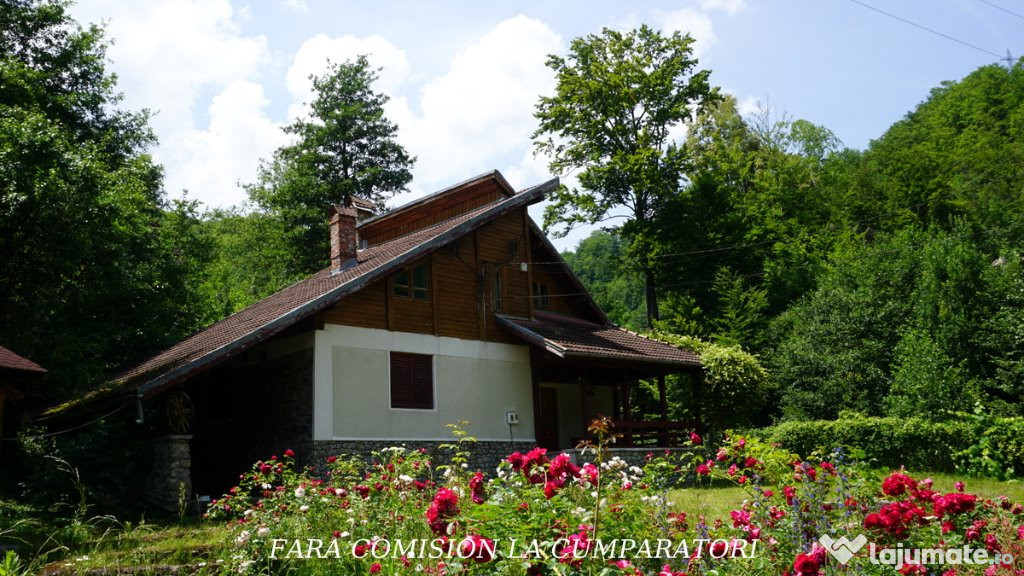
{"left": 758, "top": 412, "right": 1024, "bottom": 477}
{"left": 647, "top": 331, "right": 771, "bottom": 430}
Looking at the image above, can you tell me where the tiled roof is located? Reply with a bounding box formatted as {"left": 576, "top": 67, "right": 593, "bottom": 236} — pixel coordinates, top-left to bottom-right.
{"left": 496, "top": 311, "right": 701, "bottom": 368}
{"left": 0, "top": 345, "right": 46, "bottom": 373}
{"left": 113, "top": 178, "right": 555, "bottom": 398}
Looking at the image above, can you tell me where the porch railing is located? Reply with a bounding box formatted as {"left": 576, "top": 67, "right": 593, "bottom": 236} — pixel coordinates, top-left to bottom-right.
{"left": 612, "top": 420, "right": 699, "bottom": 447}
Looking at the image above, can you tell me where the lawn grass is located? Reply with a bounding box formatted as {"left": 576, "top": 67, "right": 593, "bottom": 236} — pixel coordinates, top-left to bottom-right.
{"left": 65, "top": 520, "right": 225, "bottom": 569}
{"left": 666, "top": 469, "right": 1024, "bottom": 521}
{"left": 915, "top": 471, "right": 1024, "bottom": 502}
{"left": 669, "top": 483, "right": 749, "bottom": 520}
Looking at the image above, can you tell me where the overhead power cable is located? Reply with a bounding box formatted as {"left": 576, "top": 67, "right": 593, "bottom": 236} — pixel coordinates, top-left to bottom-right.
{"left": 846, "top": 0, "right": 1004, "bottom": 59}
{"left": 979, "top": 0, "right": 1024, "bottom": 22}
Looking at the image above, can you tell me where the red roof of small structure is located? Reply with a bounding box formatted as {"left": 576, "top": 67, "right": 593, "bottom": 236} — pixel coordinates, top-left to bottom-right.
{"left": 0, "top": 346, "right": 47, "bottom": 373}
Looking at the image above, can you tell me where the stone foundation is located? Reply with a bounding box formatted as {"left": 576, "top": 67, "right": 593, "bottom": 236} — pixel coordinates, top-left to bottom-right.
{"left": 310, "top": 440, "right": 537, "bottom": 474}
{"left": 146, "top": 435, "right": 192, "bottom": 511}
{"left": 604, "top": 447, "right": 692, "bottom": 467}
{"left": 308, "top": 441, "right": 693, "bottom": 475}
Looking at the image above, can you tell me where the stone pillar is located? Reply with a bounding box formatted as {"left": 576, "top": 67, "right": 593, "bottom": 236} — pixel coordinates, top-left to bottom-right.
{"left": 146, "top": 434, "right": 193, "bottom": 511}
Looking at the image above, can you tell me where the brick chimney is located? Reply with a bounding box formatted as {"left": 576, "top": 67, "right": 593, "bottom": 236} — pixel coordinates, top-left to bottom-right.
{"left": 329, "top": 203, "right": 359, "bottom": 272}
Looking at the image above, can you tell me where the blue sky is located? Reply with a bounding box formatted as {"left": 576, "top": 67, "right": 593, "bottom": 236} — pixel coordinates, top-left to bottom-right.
{"left": 70, "top": 0, "right": 1022, "bottom": 249}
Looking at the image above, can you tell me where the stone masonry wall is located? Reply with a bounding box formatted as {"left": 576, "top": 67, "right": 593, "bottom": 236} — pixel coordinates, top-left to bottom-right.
{"left": 310, "top": 440, "right": 537, "bottom": 474}
{"left": 146, "top": 435, "right": 192, "bottom": 511}
{"left": 309, "top": 441, "right": 693, "bottom": 476}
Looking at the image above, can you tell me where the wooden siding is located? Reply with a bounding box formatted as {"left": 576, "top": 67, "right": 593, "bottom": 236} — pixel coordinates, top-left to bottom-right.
{"left": 324, "top": 278, "right": 387, "bottom": 329}
{"left": 433, "top": 235, "right": 480, "bottom": 340}
{"left": 529, "top": 239, "right": 602, "bottom": 321}
{"left": 325, "top": 208, "right": 544, "bottom": 344}
{"left": 359, "top": 180, "right": 505, "bottom": 246}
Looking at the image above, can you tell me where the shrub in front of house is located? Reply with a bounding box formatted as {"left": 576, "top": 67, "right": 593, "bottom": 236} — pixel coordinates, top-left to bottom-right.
{"left": 759, "top": 412, "right": 1024, "bottom": 479}
{"left": 206, "top": 422, "right": 1024, "bottom": 575}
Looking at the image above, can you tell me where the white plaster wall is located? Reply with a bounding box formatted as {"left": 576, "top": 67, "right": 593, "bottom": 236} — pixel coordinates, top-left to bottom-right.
{"left": 314, "top": 324, "right": 535, "bottom": 442}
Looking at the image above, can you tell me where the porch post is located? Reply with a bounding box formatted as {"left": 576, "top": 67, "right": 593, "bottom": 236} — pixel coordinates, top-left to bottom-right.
{"left": 657, "top": 375, "right": 669, "bottom": 446}
{"left": 620, "top": 376, "right": 633, "bottom": 447}
{"left": 530, "top": 351, "right": 542, "bottom": 446}
{"left": 579, "top": 369, "right": 590, "bottom": 443}
{"left": 692, "top": 370, "right": 704, "bottom": 435}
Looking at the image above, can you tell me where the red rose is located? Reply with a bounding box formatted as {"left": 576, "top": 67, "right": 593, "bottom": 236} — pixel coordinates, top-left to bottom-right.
{"left": 792, "top": 553, "right": 820, "bottom": 575}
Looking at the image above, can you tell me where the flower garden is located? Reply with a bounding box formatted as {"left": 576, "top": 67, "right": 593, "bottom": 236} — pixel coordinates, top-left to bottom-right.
{"left": 204, "top": 418, "right": 1024, "bottom": 576}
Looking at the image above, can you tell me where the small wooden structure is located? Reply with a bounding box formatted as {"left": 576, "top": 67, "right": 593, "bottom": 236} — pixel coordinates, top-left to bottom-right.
{"left": 0, "top": 345, "right": 47, "bottom": 461}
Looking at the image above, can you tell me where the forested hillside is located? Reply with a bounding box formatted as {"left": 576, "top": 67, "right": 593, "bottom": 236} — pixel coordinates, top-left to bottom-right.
{"left": 564, "top": 62, "right": 1024, "bottom": 421}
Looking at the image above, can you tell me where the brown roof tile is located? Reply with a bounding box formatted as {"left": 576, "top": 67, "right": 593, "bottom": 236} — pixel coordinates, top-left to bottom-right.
{"left": 496, "top": 311, "right": 701, "bottom": 368}
{"left": 0, "top": 345, "right": 47, "bottom": 373}
{"left": 115, "top": 179, "right": 555, "bottom": 398}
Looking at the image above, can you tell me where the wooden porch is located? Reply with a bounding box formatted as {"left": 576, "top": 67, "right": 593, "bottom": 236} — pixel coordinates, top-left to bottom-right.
{"left": 496, "top": 311, "right": 704, "bottom": 450}
{"left": 529, "top": 348, "right": 703, "bottom": 450}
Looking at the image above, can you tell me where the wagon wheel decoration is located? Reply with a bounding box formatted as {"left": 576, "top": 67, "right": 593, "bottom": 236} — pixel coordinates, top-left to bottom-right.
{"left": 163, "top": 390, "right": 195, "bottom": 434}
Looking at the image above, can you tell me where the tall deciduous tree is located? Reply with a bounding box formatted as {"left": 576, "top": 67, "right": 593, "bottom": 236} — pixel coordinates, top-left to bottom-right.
{"left": 0, "top": 0, "right": 196, "bottom": 399}
{"left": 533, "top": 25, "right": 718, "bottom": 327}
{"left": 248, "top": 56, "right": 415, "bottom": 275}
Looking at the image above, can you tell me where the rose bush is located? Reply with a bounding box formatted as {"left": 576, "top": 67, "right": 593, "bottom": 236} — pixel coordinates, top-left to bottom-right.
{"left": 206, "top": 420, "right": 1024, "bottom": 575}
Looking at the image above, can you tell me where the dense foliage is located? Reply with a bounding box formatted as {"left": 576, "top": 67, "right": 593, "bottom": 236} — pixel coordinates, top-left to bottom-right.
{"left": 0, "top": 0, "right": 208, "bottom": 400}
{"left": 759, "top": 411, "right": 1024, "bottom": 478}
{"left": 563, "top": 61, "right": 1024, "bottom": 425}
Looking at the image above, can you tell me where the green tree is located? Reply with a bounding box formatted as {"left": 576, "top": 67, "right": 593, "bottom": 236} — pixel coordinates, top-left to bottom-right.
{"left": 0, "top": 0, "right": 195, "bottom": 399}
{"left": 533, "top": 25, "right": 718, "bottom": 327}
{"left": 562, "top": 229, "right": 646, "bottom": 328}
{"left": 248, "top": 56, "right": 414, "bottom": 275}
{"left": 846, "top": 62, "right": 1024, "bottom": 245}
{"left": 651, "top": 97, "right": 841, "bottom": 347}
{"left": 771, "top": 226, "right": 989, "bottom": 420}
{"left": 195, "top": 207, "right": 299, "bottom": 324}
{"left": 884, "top": 329, "right": 977, "bottom": 420}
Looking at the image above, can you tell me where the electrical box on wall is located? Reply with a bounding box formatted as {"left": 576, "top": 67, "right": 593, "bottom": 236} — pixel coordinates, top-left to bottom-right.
{"left": 505, "top": 411, "right": 520, "bottom": 425}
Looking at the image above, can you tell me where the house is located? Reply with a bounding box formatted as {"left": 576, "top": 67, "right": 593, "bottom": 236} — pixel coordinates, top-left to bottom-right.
{"left": 72, "top": 171, "right": 702, "bottom": 506}
{"left": 0, "top": 345, "right": 47, "bottom": 462}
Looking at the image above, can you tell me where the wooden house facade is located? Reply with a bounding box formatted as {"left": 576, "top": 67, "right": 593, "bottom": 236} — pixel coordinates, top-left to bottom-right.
{"left": 70, "top": 171, "right": 702, "bottom": 504}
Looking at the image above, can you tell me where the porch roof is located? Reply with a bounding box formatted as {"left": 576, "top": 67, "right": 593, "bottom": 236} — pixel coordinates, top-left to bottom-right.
{"left": 495, "top": 311, "right": 701, "bottom": 369}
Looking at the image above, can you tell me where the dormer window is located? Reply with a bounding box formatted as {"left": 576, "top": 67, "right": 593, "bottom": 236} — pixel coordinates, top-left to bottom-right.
{"left": 392, "top": 262, "right": 429, "bottom": 300}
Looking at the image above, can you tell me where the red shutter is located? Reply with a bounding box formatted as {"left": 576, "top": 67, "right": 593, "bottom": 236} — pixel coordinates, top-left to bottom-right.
{"left": 390, "top": 353, "right": 412, "bottom": 408}
{"left": 411, "top": 354, "right": 433, "bottom": 409}
{"left": 390, "top": 352, "right": 433, "bottom": 409}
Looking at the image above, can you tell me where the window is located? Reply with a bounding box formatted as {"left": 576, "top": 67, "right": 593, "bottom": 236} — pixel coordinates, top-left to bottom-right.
{"left": 390, "top": 352, "right": 433, "bottom": 410}
{"left": 493, "top": 269, "right": 503, "bottom": 312}
{"left": 392, "top": 262, "right": 429, "bottom": 300}
{"left": 532, "top": 282, "right": 550, "bottom": 309}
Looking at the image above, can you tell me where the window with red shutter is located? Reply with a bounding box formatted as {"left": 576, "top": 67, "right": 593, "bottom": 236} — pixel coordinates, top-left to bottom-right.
{"left": 390, "top": 352, "right": 433, "bottom": 409}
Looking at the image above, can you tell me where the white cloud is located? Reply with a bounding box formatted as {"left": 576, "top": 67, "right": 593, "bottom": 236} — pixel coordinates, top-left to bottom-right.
{"left": 699, "top": 0, "right": 746, "bottom": 15}
{"left": 736, "top": 94, "right": 763, "bottom": 117}
{"left": 656, "top": 8, "right": 716, "bottom": 61}
{"left": 280, "top": 0, "right": 308, "bottom": 14}
{"left": 285, "top": 34, "right": 412, "bottom": 120}
{"left": 399, "top": 15, "right": 562, "bottom": 189}
{"left": 170, "top": 81, "right": 286, "bottom": 205}
{"left": 71, "top": 0, "right": 273, "bottom": 205}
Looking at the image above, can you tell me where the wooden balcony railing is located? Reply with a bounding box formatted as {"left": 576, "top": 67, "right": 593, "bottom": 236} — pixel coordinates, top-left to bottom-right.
{"left": 612, "top": 420, "right": 700, "bottom": 447}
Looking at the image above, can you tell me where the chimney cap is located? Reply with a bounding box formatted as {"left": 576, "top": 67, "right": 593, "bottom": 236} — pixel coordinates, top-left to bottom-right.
{"left": 329, "top": 203, "right": 358, "bottom": 219}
